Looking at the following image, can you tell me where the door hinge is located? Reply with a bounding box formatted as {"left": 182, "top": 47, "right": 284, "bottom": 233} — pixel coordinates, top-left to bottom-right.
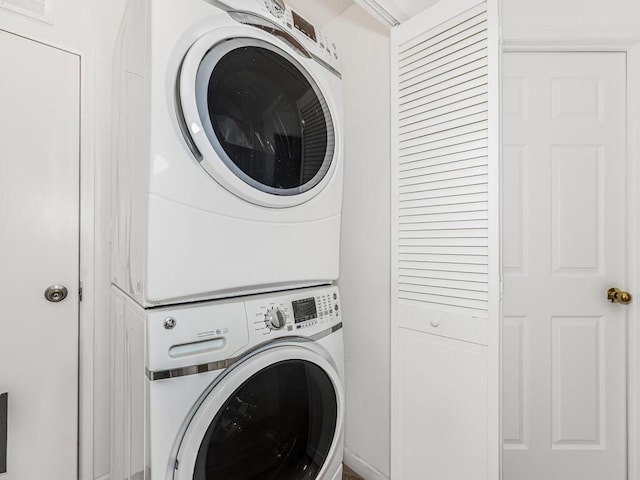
{"left": 79, "top": 282, "right": 83, "bottom": 302}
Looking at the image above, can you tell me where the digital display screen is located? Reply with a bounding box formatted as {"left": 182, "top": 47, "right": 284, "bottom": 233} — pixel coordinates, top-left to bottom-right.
{"left": 292, "top": 11, "right": 317, "bottom": 42}
{"left": 292, "top": 297, "right": 317, "bottom": 323}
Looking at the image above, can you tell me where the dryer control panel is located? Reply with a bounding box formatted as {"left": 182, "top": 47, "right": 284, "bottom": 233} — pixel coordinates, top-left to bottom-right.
{"left": 214, "top": 0, "right": 341, "bottom": 73}
{"left": 245, "top": 285, "right": 341, "bottom": 339}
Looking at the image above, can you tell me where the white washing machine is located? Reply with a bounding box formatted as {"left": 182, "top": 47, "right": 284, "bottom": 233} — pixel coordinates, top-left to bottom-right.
{"left": 111, "top": 284, "right": 345, "bottom": 480}
{"left": 112, "top": 0, "right": 344, "bottom": 307}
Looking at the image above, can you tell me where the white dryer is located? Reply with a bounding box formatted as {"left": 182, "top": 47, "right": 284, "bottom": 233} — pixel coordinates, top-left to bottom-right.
{"left": 112, "top": 0, "right": 344, "bottom": 306}
{"left": 111, "top": 284, "right": 344, "bottom": 480}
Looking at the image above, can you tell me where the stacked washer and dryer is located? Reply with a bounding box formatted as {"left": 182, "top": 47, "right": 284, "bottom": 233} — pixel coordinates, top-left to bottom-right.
{"left": 110, "top": 1, "right": 345, "bottom": 479}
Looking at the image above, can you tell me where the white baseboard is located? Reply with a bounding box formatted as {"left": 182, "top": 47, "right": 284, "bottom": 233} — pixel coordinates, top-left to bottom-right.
{"left": 94, "top": 475, "right": 109, "bottom": 480}
{"left": 344, "top": 448, "right": 389, "bottom": 480}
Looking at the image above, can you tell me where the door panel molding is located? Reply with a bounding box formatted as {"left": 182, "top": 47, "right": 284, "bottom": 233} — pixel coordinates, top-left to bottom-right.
{"left": 500, "top": 43, "right": 640, "bottom": 480}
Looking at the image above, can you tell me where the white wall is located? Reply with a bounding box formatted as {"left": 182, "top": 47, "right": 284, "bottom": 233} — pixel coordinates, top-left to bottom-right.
{"left": 88, "top": 2, "right": 128, "bottom": 479}
{"left": 325, "top": 6, "right": 391, "bottom": 479}
{"left": 502, "top": 0, "right": 640, "bottom": 40}
{"left": 287, "top": 0, "right": 353, "bottom": 27}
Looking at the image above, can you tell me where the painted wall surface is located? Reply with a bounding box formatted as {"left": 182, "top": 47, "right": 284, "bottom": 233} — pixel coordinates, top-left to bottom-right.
{"left": 325, "top": 5, "right": 391, "bottom": 478}
{"left": 0, "top": 1, "right": 83, "bottom": 50}
{"left": 502, "top": 0, "right": 640, "bottom": 39}
{"left": 287, "top": 0, "right": 353, "bottom": 27}
{"left": 89, "top": 2, "right": 128, "bottom": 479}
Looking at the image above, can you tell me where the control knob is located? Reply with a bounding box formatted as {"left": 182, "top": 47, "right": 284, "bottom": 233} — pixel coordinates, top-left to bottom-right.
{"left": 265, "top": 0, "right": 286, "bottom": 18}
{"left": 265, "top": 307, "right": 287, "bottom": 330}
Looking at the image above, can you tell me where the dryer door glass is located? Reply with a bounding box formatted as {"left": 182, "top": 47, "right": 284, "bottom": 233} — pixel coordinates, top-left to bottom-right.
{"left": 192, "top": 359, "right": 338, "bottom": 480}
{"left": 194, "top": 39, "right": 335, "bottom": 196}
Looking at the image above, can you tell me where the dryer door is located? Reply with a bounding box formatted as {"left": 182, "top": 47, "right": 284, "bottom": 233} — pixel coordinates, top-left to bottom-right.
{"left": 173, "top": 343, "right": 344, "bottom": 480}
{"left": 179, "top": 30, "right": 337, "bottom": 208}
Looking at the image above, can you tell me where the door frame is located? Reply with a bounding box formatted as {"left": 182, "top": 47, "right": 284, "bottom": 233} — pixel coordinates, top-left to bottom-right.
{"left": 0, "top": 27, "right": 88, "bottom": 480}
{"left": 501, "top": 36, "right": 640, "bottom": 479}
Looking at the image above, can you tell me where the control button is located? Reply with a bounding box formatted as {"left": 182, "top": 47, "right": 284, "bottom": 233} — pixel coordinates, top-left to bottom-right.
{"left": 163, "top": 317, "right": 176, "bottom": 330}
{"left": 333, "top": 293, "right": 337, "bottom": 300}
{"left": 334, "top": 304, "right": 339, "bottom": 312}
{"left": 265, "top": 0, "right": 285, "bottom": 18}
{"left": 265, "top": 307, "right": 287, "bottom": 330}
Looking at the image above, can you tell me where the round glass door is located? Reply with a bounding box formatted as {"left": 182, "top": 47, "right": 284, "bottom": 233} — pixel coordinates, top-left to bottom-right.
{"left": 191, "top": 359, "right": 338, "bottom": 480}
{"left": 192, "top": 37, "right": 335, "bottom": 197}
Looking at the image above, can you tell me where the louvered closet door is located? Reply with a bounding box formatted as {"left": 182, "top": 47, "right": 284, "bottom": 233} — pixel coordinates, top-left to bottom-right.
{"left": 390, "top": 0, "right": 501, "bottom": 478}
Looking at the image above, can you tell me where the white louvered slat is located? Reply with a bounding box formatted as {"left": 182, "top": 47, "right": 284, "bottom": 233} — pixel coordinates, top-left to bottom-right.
{"left": 399, "top": 11, "right": 488, "bottom": 67}
{"left": 401, "top": 90, "right": 487, "bottom": 127}
{"left": 397, "top": 291, "right": 488, "bottom": 311}
{"left": 399, "top": 244, "right": 488, "bottom": 255}
{"left": 398, "top": 173, "right": 488, "bottom": 195}
{"left": 400, "top": 75, "right": 487, "bottom": 116}
{"left": 399, "top": 121, "right": 488, "bottom": 151}
{"left": 400, "top": 58, "right": 488, "bottom": 97}
{"left": 399, "top": 267, "right": 488, "bottom": 283}
{"left": 395, "top": 4, "right": 491, "bottom": 319}
{"left": 400, "top": 139, "right": 488, "bottom": 165}
{"left": 401, "top": 34, "right": 488, "bottom": 86}
{"left": 399, "top": 275, "right": 488, "bottom": 292}
{"left": 399, "top": 155, "right": 487, "bottom": 180}
{"left": 399, "top": 219, "right": 488, "bottom": 232}
{"left": 400, "top": 227, "right": 488, "bottom": 239}
{"left": 399, "top": 106, "right": 488, "bottom": 140}
{"left": 399, "top": 200, "right": 489, "bottom": 217}
{"left": 400, "top": 236, "right": 488, "bottom": 246}
{"left": 399, "top": 183, "right": 488, "bottom": 202}
{"left": 399, "top": 282, "right": 488, "bottom": 299}
{"left": 399, "top": 165, "right": 488, "bottom": 188}
{"left": 400, "top": 95, "right": 488, "bottom": 131}
{"left": 399, "top": 260, "right": 489, "bottom": 274}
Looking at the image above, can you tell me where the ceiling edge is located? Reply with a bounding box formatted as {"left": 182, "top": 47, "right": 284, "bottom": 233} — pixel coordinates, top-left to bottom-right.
{"left": 353, "top": 0, "right": 405, "bottom": 27}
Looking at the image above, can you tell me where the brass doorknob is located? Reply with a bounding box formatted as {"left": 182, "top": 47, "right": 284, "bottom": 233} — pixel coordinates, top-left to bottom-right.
{"left": 607, "top": 287, "right": 632, "bottom": 305}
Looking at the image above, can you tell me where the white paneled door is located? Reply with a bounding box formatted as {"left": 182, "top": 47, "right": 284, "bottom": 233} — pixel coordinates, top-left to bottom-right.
{"left": 391, "top": 0, "right": 501, "bottom": 478}
{"left": 502, "top": 52, "right": 627, "bottom": 480}
{"left": 0, "top": 31, "right": 80, "bottom": 478}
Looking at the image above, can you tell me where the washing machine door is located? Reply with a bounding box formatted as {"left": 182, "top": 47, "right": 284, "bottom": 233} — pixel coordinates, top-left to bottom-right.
{"left": 172, "top": 342, "right": 344, "bottom": 480}
{"left": 178, "top": 27, "right": 338, "bottom": 208}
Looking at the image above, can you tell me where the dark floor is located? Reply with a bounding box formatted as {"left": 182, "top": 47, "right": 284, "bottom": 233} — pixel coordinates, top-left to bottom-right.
{"left": 343, "top": 465, "right": 365, "bottom": 480}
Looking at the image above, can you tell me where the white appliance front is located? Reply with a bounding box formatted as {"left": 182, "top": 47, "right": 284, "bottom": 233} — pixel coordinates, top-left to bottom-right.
{"left": 111, "top": 285, "right": 345, "bottom": 480}
{"left": 112, "top": 0, "right": 344, "bottom": 306}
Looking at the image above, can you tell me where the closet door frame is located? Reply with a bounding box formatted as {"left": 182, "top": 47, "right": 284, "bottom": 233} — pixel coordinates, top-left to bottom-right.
{"left": 502, "top": 36, "right": 640, "bottom": 480}
{"left": 389, "top": 0, "right": 502, "bottom": 477}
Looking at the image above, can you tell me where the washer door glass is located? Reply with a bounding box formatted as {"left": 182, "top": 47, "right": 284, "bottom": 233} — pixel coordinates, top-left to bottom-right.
{"left": 192, "top": 359, "right": 338, "bottom": 480}
{"left": 195, "top": 39, "right": 335, "bottom": 196}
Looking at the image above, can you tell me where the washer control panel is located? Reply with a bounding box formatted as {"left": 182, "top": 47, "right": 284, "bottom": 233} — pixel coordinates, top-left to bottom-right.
{"left": 216, "top": 0, "right": 340, "bottom": 71}
{"left": 145, "top": 285, "right": 340, "bottom": 371}
{"left": 246, "top": 285, "right": 341, "bottom": 338}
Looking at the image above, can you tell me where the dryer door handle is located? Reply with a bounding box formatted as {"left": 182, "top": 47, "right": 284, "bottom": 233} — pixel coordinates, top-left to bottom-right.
{"left": 169, "top": 338, "right": 227, "bottom": 359}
